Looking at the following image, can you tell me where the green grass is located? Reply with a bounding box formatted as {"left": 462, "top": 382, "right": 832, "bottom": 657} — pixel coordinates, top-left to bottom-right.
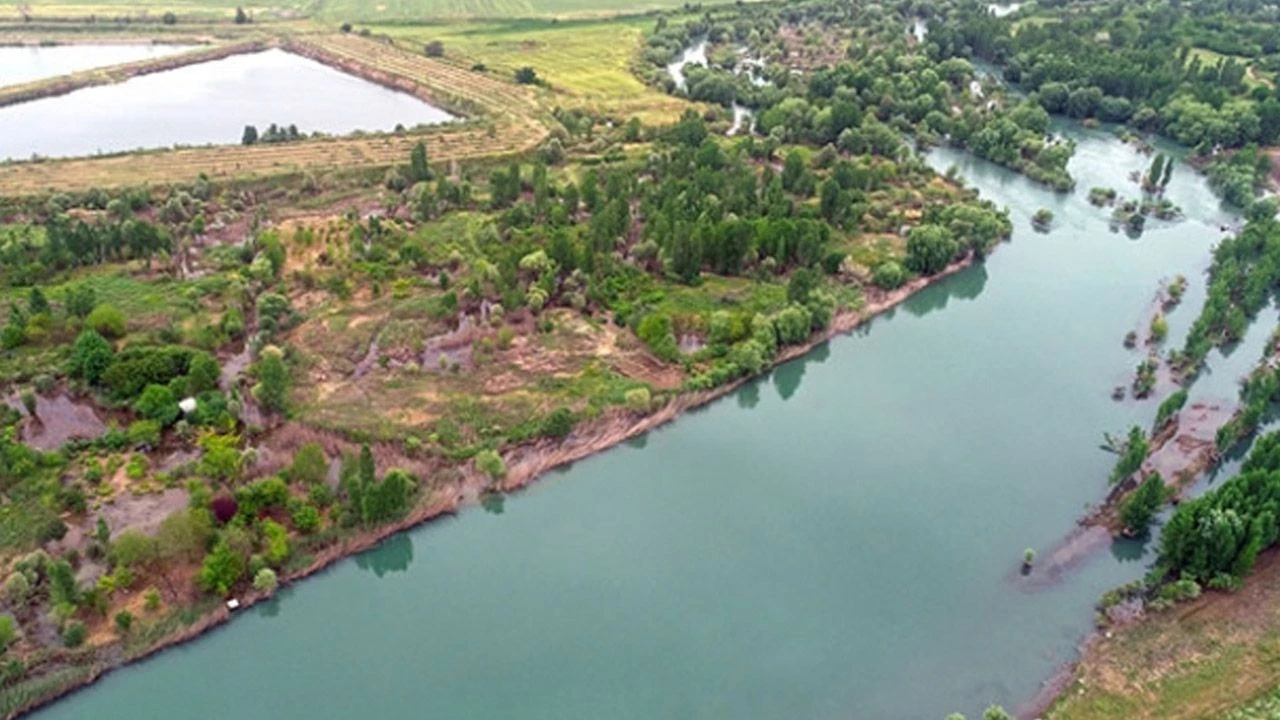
{"left": 376, "top": 17, "right": 686, "bottom": 122}
{"left": 315, "top": 0, "right": 694, "bottom": 22}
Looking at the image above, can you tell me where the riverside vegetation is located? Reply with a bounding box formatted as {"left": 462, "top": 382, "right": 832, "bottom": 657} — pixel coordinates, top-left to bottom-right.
{"left": 2, "top": 0, "right": 1280, "bottom": 716}
{"left": 0, "top": 1, "right": 1020, "bottom": 711}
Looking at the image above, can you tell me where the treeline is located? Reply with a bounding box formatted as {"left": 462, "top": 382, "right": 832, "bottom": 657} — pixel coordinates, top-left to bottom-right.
{"left": 242, "top": 123, "right": 304, "bottom": 146}
{"left": 933, "top": 0, "right": 1280, "bottom": 155}
{"left": 1176, "top": 199, "right": 1280, "bottom": 372}
{"left": 640, "top": 0, "right": 1077, "bottom": 189}
{"left": 0, "top": 215, "right": 171, "bottom": 287}
{"left": 1156, "top": 428, "right": 1280, "bottom": 590}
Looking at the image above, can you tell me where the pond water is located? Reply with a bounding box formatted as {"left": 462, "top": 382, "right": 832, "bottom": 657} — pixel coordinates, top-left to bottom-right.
{"left": 0, "top": 44, "right": 191, "bottom": 88}
{"left": 0, "top": 48, "right": 454, "bottom": 161}
{"left": 31, "top": 123, "right": 1266, "bottom": 718}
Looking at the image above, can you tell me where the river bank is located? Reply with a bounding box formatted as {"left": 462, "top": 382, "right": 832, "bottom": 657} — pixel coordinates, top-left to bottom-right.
{"left": 4, "top": 253, "right": 983, "bottom": 719}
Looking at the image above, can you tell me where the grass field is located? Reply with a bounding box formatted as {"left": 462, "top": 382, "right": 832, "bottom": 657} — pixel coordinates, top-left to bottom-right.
{"left": 3, "top": 0, "right": 701, "bottom": 21}
{"left": 1046, "top": 549, "right": 1280, "bottom": 720}
{"left": 377, "top": 17, "right": 686, "bottom": 123}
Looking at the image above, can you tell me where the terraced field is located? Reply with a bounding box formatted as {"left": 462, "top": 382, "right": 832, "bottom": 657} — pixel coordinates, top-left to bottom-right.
{"left": 0, "top": 33, "right": 550, "bottom": 194}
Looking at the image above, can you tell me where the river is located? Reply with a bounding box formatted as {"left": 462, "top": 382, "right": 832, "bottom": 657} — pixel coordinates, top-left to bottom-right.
{"left": 0, "top": 48, "right": 454, "bottom": 161}
{"left": 30, "top": 126, "right": 1270, "bottom": 720}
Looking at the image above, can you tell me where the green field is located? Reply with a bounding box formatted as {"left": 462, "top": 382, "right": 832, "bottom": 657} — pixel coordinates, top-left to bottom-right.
{"left": 2, "top": 0, "right": 700, "bottom": 21}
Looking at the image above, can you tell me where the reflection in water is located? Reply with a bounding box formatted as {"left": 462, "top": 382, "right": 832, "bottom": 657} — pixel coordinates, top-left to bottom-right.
{"left": 736, "top": 379, "right": 761, "bottom": 410}
{"left": 355, "top": 533, "right": 414, "bottom": 577}
{"left": 1108, "top": 535, "right": 1149, "bottom": 563}
{"left": 480, "top": 492, "right": 505, "bottom": 515}
{"left": 773, "top": 360, "right": 805, "bottom": 401}
{"left": 902, "top": 263, "right": 990, "bottom": 318}
{"left": 624, "top": 433, "right": 649, "bottom": 450}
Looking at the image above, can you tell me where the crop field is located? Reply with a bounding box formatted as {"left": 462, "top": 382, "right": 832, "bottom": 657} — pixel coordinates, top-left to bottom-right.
{"left": 377, "top": 17, "right": 687, "bottom": 123}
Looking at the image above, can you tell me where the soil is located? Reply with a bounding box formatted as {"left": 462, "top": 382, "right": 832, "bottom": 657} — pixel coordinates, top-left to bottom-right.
{"left": 7, "top": 392, "right": 107, "bottom": 452}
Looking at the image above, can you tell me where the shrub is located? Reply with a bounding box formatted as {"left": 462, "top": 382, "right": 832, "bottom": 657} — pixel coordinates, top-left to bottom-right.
{"left": 134, "top": 384, "right": 179, "bottom": 426}
{"left": 291, "top": 503, "right": 321, "bottom": 534}
{"left": 62, "top": 621, "right": 87, "bottom": 648}
{"left": 86, "top": 304, "right": 127, "bottom": 339}
{"left": 198, "top": 540, "right": 246, "bottom": 596}
{"left": 475, "top": 450, "right": 506, "bottom": 481}
{"left": 3, "top": 573, "right": 29, "bottom": 604}
{"left": 143, "top": 588, "right": 161, "bottom": 612}
{"left": 873, "top": 261, "right": 907, "bottom": 290}
{"left": 290, "top": 443, "right": 328, "bottom": 485}
{"left": 253, "top": 567, "right": 278, "bottom": 594}
{"left": 211, "top": 494, "right": 239, "bottom": 524}
{"left": 541, "top": 408, "right": 575, "bottom": 439}
{"left": 114, "top": 610, "right": 134, "bottom": 634}
{"left": 0, "top": 615, "right": 16, "bottom": 650}
{"left": 127, "top": 420, "right": 162, "bottom": 448}
{"left": 624, "top": 387, "right": 652, "bottom": 412}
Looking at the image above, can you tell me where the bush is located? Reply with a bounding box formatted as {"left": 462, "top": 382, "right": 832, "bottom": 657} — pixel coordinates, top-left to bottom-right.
{"left": 873, "top": 261, "right": 907, "bottom": 290}
{"left": 62, "top": 621, "right": 87, "bottom": 648}
{"left": 126, "top": 420, "right": 162, "bottom": 448}
{"left": 134, "top": 384, "right": 179, "bottom": 427}
{"left": 253, "top": 567, "right": 278, "bottom": 594}
{"left": 291, "top": 503, "right": 321, "bottom": 534}
{"left": 3, "top": 573, "right": 29, "bottom": 604}
{"left": 86, "top": 304, "right": 127, "bottom": 339}
{"left": 210, "top": 494, "right": 239, "bottom": 524}
{"left": 69, "top": 330, "right": 115, "bottom": 385}
{"left": 0, "top": 615, "right": 15, "bottom": 650}
{"left": 475, "top": 450, "right": 506, "bottom": 481}
{"left": 624, "top": 387, "right": 652, "bottom": 412}
{"left": 541, "top": 408, "right": 575, "bottom": 439}
{"left": 290, "top": 443, "right": 328, "bottom": 485}
{"left": 114, "top": 610, "right": 134, "bottom": 634}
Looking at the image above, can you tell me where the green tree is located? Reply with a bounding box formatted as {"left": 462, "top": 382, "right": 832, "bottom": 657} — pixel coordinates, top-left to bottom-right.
{"left": 27, "top": 287, "right": 48, "bottom": 316}
{"left": 69, "top": 330, "right": 114, "bottom": 385}
{"left": 186, "top": 352, "right": 220, "bottom": 395}
{"left": 253, "top": 567, "right": 278, "bottom": 594}
{"left": 64, "top": 284, "right": 96, "bottom": 319}
{"left": 86, "top": 304, "right": 126, "bottom": 339}
{"left": 261, "top": 519, "right": 290, "bottom": 566}
{"left": 905, "top": 224, "right": 959, "bottom": 276}
{"left": 408, "top": 142, "right": 431, "bottom": 183}
{"left": 1120, "top": 473, "right": 1166, "bottom": 534}
{"left": 114, "top": 610, "right": 134, "bottom": 634}
{"left": 198, "top": 540, "right": 246, "bottom": 595}
{"left": 253, "top": 346, "right": 290, "bottom": 414}
{"left": 514, "top": 66, "right": 538, "bottom": 84}
{"left": 242, "top": 125, "right": 259, "bottom": 145}
{"left": 134, "top": 384, "right": 179, "bottom": 426}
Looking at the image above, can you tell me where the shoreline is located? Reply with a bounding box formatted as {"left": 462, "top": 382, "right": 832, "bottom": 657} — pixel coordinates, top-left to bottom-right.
{"left": 1, "top": 254, "right": 982, "bottom": 719}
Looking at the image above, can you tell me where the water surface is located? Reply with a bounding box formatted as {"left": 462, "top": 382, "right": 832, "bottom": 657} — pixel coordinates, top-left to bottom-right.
{"left": 33, "top": 127, "right": 1262, "bottom": 720}
{"left": 0, "top": 44, "right": 190, "bottom": 87}
{"left": 0, "top": 48, "right": 453, "bottom": 161}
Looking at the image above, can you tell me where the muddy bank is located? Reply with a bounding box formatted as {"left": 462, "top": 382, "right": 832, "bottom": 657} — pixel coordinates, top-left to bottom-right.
{"left": 2, "top": 253, "right": 982, "bottom": 719}
{"left": 0, "top": 40, "right": 259, "bottom": 109}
